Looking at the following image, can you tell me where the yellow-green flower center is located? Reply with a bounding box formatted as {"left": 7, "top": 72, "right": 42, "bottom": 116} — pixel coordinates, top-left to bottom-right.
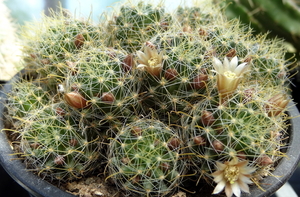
{"left": 224, "top": 71, "right": 237, "bottom": 79}
{"left": 224, "top": 166, "right": 239, "bottom": 184}
{"left": 148, "top": 57, "right": 159, "bottom": 67}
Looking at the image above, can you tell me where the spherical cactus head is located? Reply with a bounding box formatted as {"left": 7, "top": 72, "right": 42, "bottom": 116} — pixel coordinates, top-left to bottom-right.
{"left": 107, "top": 118, "right": 185, "bottom": 196}
{"left": 20, "top": 102, "right": 102, "bottom": 181}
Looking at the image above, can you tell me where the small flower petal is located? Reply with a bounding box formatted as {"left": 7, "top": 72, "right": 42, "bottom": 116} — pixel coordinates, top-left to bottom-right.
{"left": 231, "top": 182, "right": 241, "bottom": 197}
{"left": 229, "top": 56, "right": 238, "bottom": 71}
{"left": 213, "top": 180, "right": 226, "bottom": 194}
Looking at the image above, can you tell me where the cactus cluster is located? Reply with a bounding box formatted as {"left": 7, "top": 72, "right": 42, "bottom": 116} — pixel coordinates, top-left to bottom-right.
{"left": 2, "top": 0, "right": 295, "bottom": 197}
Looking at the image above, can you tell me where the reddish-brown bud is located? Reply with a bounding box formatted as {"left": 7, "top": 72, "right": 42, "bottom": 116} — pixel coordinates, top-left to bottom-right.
{"left": 54, "top": 155, "right": 65, "bottom": 165}
{"left": 212, "top": 139, "right": 224, "bottom": 152}
{"left": 265, "top": 94, "right": 289, "bottom": 116}
{"left": 122, "top": 54, "right": 135, "bottom": 72}
{"left": 74, "top": 34, "right": 85, "bottom": 49}
{"left": 69, "top": 139, "right": 78, "bottom": 147}
{"left": 121, "top": 157, "right": 130, "bottom": 165}
{"left": 192, "top": 73, "right": 208, "bottom": 90}
{"left": 237, "top": 151, "right": 247, "bottom": 160}
{"left": 131, "top": 175, "right": 140, "bottom": 184}
{"left": 41, "top": 59, "right": 50, "bottom": 65}
{"left": 243, "top": 88, "right": 255, "bottom": 103}
{"left": 56, "top": 107, "right": 66, "bottom": 116}
{"left": 131, "top": 126, "right": 142, "bottom": 136}
{"left": 160, "top": 162, "right": 170, "bottom": 172}
{"left": 160, "top": 22, "right": 169, "bottom": 30}
{"left": 30, "top": 53, "right": 37, "bottom": 59}
{"left": 226, "top": 49, "right": 237, "bottom": 58}
{"left": 193, "top": 136, "right": 206, "bottom": 146}
{"left": 200, "top": 110, "right": 215, "bottom": 126}
{"left": 198, "top": 28, "right": 208, "bottom": 37}
{"left": 215, "top": 126, "right": 224, "bottom": 134}
{"left": 30, "top": 142, "right": 41, "bottom": 149}
{"left": 164, "top": 68, "right": 178, "bottom": 81}
{"left": 145, "top": 41, "right": 156, "bottom": 50}
{"left": 257, "top": 155, "right": 273, "bottom": 166}
{"left": 168, "top": 137, "right": 181, "bottom": 150}
{"left": 243, "top": 56, "right": 252, "bottom": 63}
{"left": 64, "top": 92, "right": 88, "bottom": 109}
{"left": 182, "top": 25, "right": 192, "bottom": 33}
{"left": 101, "top": 92, "right": 115, "bottom": 103}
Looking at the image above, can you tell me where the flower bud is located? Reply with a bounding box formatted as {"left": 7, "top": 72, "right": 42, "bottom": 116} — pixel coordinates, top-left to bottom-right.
{"left": 145, "top": 41, "right": 156, "bottom": 50}
{"left": 237, "top": 151, "right": 247, "bottom": 160}
{"left": 101, "top": 92, "right": 115, "bottom": 103}
{"left": 160, "top": 22, "right": 169, "bottom": 30}
{"left": 55, "top": 107, "right": 66, "bottom": 116}
{"left": 200, "top": 110, "right": 215, "bottom": 126}
{"left": 243, "top": 88, "right": 255, "bottom": 103}
{"left": 69, "top": 139, "right": 78, "bottom": 147}
{"left": 131, "top": 126, "right": 142, "bottom": 136}
{"left": 198, "top": 28, "right": 208, "bottom": 37}
{"left": 54, "top": 155, "right": 65, "bottom": 165}
{"left": 193, "top": 135, "right": 206, "bottom": 146}
{"left": 243, "top": 56, "right": 253, "bottom": 63}
{"left": 160, "top": 162, "right": 170, "bottom": 172}
{"left": 192, "top": 73, "right": 208, "bottom": 90}
{"left": 41, "top": 59, "right": 50, "bottom": 65}
{"left": 74, "top": 34, "right": 85, "bottom": 49}
{"left": 265, "top": 94, "right": 289, "bottom": 116}
{"left": 182, "top": 25, "right": 192, "bottom": 33}
{"left": 30, "top": 142, "right": 41, "bottom": 149}
{"left": 168, "top": 137, "right": 181, "bottom": 150}
{"left": 164, "top": 68, "right": 178, "bottom": 81}
{"left": 212, "top": 139, "right": 224, "bottom": 152}
{"left": 257, "top": 155, "right": 273, "bottom": 166}
{"left": 64, "top": 92, "right": 88, "bottom": 109}
{"left": 226, "top": 49, "right": 237, "bottom": 58}
{"left": 122, "top": 54, "right": 135, "bottom": 72}
{"left": 121, "top": 157, "right": 130, "bottom": 164}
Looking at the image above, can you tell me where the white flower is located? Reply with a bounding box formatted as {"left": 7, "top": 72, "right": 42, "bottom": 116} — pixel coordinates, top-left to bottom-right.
{"left": 136, "top": 42, "right": 164, "bottom": 77}
{"left": 211, "top": 158, "right": 256, "bottom": 197}
{"left": 212, "top": 56, "right": 249, "bottom": 102}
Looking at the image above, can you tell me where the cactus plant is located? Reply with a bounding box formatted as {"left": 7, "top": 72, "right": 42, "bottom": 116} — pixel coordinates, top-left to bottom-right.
{"left": 1, "top": 0, "right": 298, "bottom": 197}
{"left": 19, "top": 102, "right": 102, "bottom": 181}
{"left": 107, "top": 118, "right": 184, "bottom": 197}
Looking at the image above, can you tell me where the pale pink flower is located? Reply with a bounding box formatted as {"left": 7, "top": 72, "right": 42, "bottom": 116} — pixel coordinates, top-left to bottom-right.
{"left": 211, "top": 158, "right": 256, "bottom": 197}
{"left": 136, "top": 42, "right": 164, "bottom": 77}
{"left": 212, "top": 56, "right": 249, "bottom": 103}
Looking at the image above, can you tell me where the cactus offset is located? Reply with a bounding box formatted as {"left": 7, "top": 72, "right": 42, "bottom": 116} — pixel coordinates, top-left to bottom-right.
{"left": 107, "top": 118, "right": 184, "bottom": 196}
